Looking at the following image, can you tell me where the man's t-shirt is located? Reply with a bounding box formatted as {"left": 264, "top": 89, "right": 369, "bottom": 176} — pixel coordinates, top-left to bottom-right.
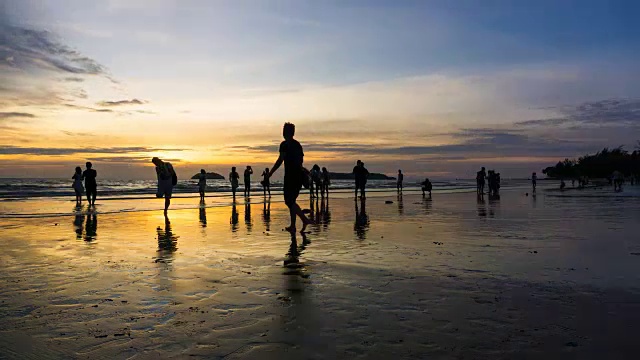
{"left": 83, "top": 169, "right": 97, "bottom": 188}
{"left": 279, "top": 139, "right": 304, "bottom": 177}
{"left": 244, "top": 169, "right": 252, "bottom": 181}
{"left": 477, "top": 170, "right": 486, "bottom": 182}
{"left": 353, "top": 166, "right": 369, "bottom": 183}
{"left": 398, "top": 173, "right": 404, "bottom": 183}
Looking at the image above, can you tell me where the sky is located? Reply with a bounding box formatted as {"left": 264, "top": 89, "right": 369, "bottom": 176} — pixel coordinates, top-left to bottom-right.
{"left": 1, "top": 0, "right": 640, "bottom": 180}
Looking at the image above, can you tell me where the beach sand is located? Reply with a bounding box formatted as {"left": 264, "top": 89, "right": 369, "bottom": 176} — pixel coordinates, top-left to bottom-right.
{"left": 1, "top": 189, "right": 640, "bottom": 359}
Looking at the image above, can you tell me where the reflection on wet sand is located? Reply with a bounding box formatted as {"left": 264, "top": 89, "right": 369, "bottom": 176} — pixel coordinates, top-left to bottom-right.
{"left": 230, "top": 201, "right": 239, "bottom": 232}
{"left": 73, "top": 211, "right": 84, "bottom": 240}
{"left": 477, "top": 194, "right": 487, "bottom": 217}
{"left": 397, "top": 194, "right": 404, "bottom": 215}
{"left": 199, "top": 206, "right": 207, "bottom": 228}
{"left": 284, "top": 231, "right": 309, "bottom": 270}
{"left": 319, "top": 197, "right": 331, "bottom": 231}
{"left": 156, "top": 215, "right": 178, "bottom": 263}
{"left": 422, "top": 194, "right": 432, "bottom": 215}
{"left": 488, "top": 193, "right": 500, "bottom": 217}
{"left": 244, "top": 199, "right": 252, "bottom": 233}
{"left": 354, "top": 198, "right": 370, "bottom": 240}
{"left": 262, "top": 198, "right": 271, "bottom": 232}
{"left": 84, "top": 213, "right": 97, "bottom": 242}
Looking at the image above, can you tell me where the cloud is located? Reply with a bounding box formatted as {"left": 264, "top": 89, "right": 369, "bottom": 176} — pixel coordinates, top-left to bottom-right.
{"left": 515, "top": 98, "right": 640, "bottom": 127}
{"left": 63, "top": 77, "right": 85, "bottom": 82}
{"left": 97, "top": 98, "right": 147, "bottom": 106}
{"left": 0, "top": 24, "right": 109, "bottom": 77}
{"left": 60, "top": 130, "right": 95, "bottom": 137}
{"left": 0, "top": 112, "right": 36, "bottom": 119}
{"left": 63, "top": 103, "right": 114, "bottom": 113}
{"left": 0, "top": 145, "right": 188, "bottom": 156}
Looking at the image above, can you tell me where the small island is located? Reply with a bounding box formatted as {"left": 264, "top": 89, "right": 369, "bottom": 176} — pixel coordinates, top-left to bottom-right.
{"left": 329, "top": 172, "right": 395, "bottom": 180}
{"left": 191, "top": 172, "right": 225, "bottom": 180}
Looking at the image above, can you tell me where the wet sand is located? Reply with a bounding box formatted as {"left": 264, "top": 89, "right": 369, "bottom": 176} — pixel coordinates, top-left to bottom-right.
{"left": 1, "top": 190, "right": 640, "bottom": 359}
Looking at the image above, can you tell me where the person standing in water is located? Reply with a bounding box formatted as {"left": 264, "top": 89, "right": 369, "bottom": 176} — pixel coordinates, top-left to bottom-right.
{"left": 531, "top": 172, "right": 537, "bottom": 193}
{"left": 476, "top": 167, "right": 486, "bottom": 195}
{"left": 321, "top": 167, "right": 330, "bottom": 198}
{"left": 152, "top": 157, "right": 177, "bottom": 213}
{"left": 244, "top": 166, "right": 253, "bottom": 197}
{"left": 198, "top": 169, "right": 207, "bottom": 203}
{"left": 229, "top": 167, "right": 240, "bottom": 199}
{"left": 397, "top": 169, "right": 404, "bottom": 193}
{"left": 82, "top": 162, "right": 97, "bottom": 206}
{"left": 72, "top": 166, "right": 84, "bottom": 206}
{"left": 268, "top": 122, "right": 311, "bottom": 233}
{"left": 261, "top": 167, "right": 271, "bottom": 197}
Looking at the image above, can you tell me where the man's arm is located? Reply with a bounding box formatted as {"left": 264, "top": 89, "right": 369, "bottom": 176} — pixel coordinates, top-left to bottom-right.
{"left": 269, "top": 153, "right": 284, "bottom": 178}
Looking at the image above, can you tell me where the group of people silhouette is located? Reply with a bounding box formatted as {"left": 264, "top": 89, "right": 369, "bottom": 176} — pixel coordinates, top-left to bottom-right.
{"left": 476, "top": 166, "right": 502, "bottom": 197}
{"left": 69, "top": 123, "right": 523, "bottom": 234}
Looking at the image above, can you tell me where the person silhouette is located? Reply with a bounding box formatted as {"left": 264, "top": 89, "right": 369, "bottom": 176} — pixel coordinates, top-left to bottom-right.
{"left": 229, "top": 167, "right": 240, "bottom": 199}
{"left": 310, "top": 164, "right": 322, "bottom": 199}
{"left": 72, "top": 166, "right": 84, "bottom": 206}
{"left": 321, "top": 167, "right": 330, "bottom": 198}
{"left": 397, "top": 169, "right": 403, "bottom": 193}
{"left": 244, "top": 166, "right": 253, "bottom": 197}
{"left": 353, "top": 160, "right": 369, "bottom": 198}
{"left": 198, "top": 169, "right": 207, "bottom": 203}
{"left": 82, "top": 162, "right": 97, "bottom": 206}
{"left": 531, "top": 172, "right": 537, "bottom": 193}
{"left": 152, "top": 157, "right": 177, "bottom": 213}
{"left": 268, "top": 122, "right": 312, "bottom": 233}
{"left": 261, "top": 167, "right": 271, "bottom": 197}
{"left": 476, "top": 167, "right": 486, "bottom": 195}
{"left": 421, "top": 178, "right": 432, "bottom": 197}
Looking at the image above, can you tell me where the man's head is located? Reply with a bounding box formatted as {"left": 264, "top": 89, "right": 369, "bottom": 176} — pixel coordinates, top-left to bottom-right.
{"left": 86, "top": 161, "right": 92, "bottom": 169}
{"left": 356, "top": 160, "right": 362, "bottom": 166}
{"left": 151, "top": 157, "right": 161, "bottom": 166}
{"left": 481, "top": 167, "right": 485, "bottom": 171}
{"left": 201, "top": 169, "right": 206, "bottom": 174}
{"left": 283, "top": 122, "right": 295, "bottom": 139}
{"left": 398, "top": 169, "right": 402, "bottom": 173}
{"left": 232, "top": 166, "right": 236, "bottom": 171}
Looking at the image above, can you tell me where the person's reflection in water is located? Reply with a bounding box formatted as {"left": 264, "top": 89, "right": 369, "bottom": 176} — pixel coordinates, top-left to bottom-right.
{"left": 230, "top": 201, "right": 239, "bottom": 232}
{"left": 73, "top": 207, "right": 84, "bottom": 240}
{"left": 397, "top": 194, "right": 404, "bottom": 215}
{"left": 262, "top": 197, "right": 271, "bottom": 232}
{"left": 477, "top": 194, "right": 487, "bottom": 217}
{"left": 284, "top": 231, "right": 310, "bottom": 269}
{"left": 199, "top": 206, "right": 207, "bottom": 228}
{"left": 245, "top": 198, "right": 253, "bottom": 233}
{"left": 319, "top": 196, "right": 331, "bottom": 231}
{"left": 422, "top": 194, "right": 432, "bottom": 215}
{"left": 354, "top": 197, "right": 370, "bottom": 240}
{"left": 84, "top": 213, "right": 97, "bottom": 242}
{"left": 156, "top": 214, "right": 178, "bottom": 263}
{"left": 488, "top": 193, "right": 500, "bottom": 218}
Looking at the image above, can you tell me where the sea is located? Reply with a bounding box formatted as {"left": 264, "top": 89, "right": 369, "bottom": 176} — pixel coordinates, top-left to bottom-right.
{"left": 0, "top": 178, "right": 533, "bottom": 200}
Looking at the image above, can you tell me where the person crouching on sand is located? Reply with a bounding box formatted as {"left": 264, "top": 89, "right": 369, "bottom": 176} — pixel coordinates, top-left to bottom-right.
{"left": 421, "top": 178, "right": 432, "bottom": 197}
{"left": 268, "top": 122, "right": 312, "bottom": 233}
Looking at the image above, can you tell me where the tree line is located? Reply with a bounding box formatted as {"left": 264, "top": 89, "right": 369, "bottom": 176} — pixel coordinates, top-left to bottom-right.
{"left": 542, "top": 143, "right": 640, "bottom": 179}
